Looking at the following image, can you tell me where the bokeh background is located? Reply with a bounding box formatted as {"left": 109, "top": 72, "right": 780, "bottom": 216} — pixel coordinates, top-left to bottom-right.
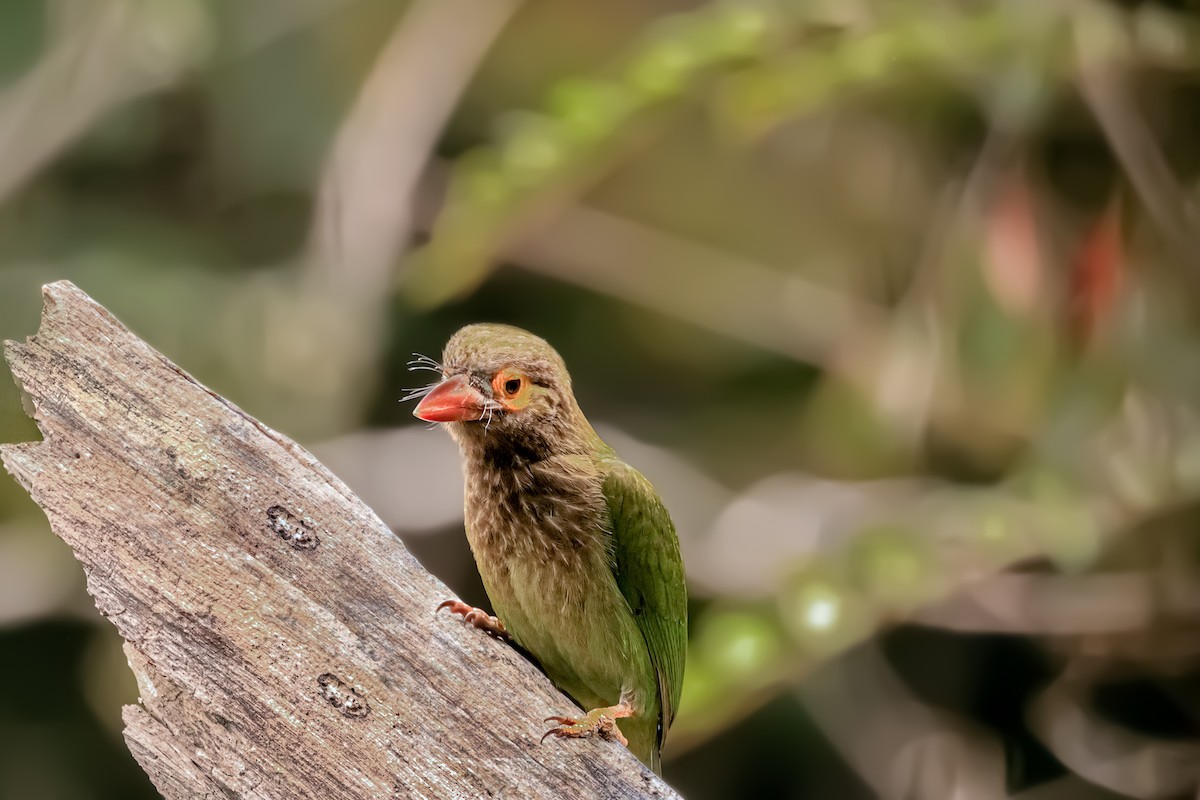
{"left": 3, "top": 0, "right": 1200, "bottom": 798}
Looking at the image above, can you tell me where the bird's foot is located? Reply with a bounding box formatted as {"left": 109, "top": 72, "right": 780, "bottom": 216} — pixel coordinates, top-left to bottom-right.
{"left": 541, "top": 702, "right": 634, "bottom": 748}
{"left": 436, "top": 600, "right": 511, "bottom": 641}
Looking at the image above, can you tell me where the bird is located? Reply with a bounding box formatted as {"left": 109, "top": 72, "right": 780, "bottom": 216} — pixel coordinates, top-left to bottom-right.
{"left": 408, "top": 323, "right": 686, "bottom": 773}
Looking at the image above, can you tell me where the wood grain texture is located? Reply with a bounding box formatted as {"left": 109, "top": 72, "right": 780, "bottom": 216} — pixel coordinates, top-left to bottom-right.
{"left": 1, "top": 281, "right": 679, "bottom": 800}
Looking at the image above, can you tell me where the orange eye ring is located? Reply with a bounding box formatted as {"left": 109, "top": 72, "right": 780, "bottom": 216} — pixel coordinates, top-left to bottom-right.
{"left": 491, "top": 369, "right": 529, "bottom": 407}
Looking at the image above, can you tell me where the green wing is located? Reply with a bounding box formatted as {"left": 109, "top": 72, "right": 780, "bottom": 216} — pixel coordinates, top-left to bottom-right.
{"left": 600, "top": 458, "right": 687, "bottom": 747}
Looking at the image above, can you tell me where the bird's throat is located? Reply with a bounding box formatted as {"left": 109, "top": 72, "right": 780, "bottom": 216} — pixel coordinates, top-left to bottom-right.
{"left": 461, "top": 448, "right": 609, "bottom": 565}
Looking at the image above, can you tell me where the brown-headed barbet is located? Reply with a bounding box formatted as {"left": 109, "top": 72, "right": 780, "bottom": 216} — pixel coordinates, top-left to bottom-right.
{"left": 410, "top": 323, "right": 686, "bottom": 773}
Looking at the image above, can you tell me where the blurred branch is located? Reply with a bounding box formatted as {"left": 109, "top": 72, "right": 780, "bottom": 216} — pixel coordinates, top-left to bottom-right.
{"left": 913, "top": 572, "right": 1155, "bottom": 635}
{"left": 0, "top": 282, "right": 677, "bottom": 799}
{"left": 799, "top": 643, "right": 1007, "bottom": 800}
{"left": 275, "top": 0, "right": 521, "bottom": 439}
{"left": 308, "top": 0, "right": 522, "bottom": 297}
{"left": 1029, "top": 669, "right": 1200, "bottom": 798}
{"left": 216, "top": 0, "right": 367, "bottom": 54}
{"left": 511, "top": 201, "right": 887, "bottom": 366}
{"left": 401, "top": 1, "right": 782, "bottom": 306}
{"left": 0, "top": 0, "right": 211, "bottom": 206}
{"left": 0, "top": 0, "right": 469, "bottom": 214}
{"left": 413, "top": 163, "right": 887, "bottom": 366}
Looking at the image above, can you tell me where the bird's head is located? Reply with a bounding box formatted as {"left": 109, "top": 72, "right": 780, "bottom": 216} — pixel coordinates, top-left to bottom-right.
{"left": 410, "top": 324, "right": 587, "bottom": 457}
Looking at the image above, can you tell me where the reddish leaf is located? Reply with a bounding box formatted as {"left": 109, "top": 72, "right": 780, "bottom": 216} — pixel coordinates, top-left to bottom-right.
{"left": 1068, "top": 196, "right": 1123, "bottom": 344}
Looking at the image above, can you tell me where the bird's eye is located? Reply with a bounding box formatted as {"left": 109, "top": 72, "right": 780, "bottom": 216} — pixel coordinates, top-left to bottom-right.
{"left": 492, "top": 369, "right": 528, "bottom": 402}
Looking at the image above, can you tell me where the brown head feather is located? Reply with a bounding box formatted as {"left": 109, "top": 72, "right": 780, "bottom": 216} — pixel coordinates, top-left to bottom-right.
{"left": 439, "top": 323, "right": 598, "bottom": 465}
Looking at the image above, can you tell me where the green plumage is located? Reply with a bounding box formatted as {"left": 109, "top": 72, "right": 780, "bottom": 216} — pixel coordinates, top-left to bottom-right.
{"left": 424, "top": 324, "right": 687, "bottom": 772}
{"left": 600, "top": 457, "right": 687, "bottom": 754}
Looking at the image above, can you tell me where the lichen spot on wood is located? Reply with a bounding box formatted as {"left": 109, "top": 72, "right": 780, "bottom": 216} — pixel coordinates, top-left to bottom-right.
{"left": 317, "top": 673, "right": 370, "bottom": 718}
{"left": 266, "top": 505, "right": 319, "bottom": 550}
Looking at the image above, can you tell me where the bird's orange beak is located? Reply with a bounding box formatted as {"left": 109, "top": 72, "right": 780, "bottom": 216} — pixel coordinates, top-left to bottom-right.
{"left": 413, "top": 374, "right": 487, "bottom": 422}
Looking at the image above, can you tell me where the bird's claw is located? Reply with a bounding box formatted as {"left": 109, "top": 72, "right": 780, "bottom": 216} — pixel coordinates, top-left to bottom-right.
{"left": 436, "top": 599, "right": 511, "bottom": 641}
{"left": 540, "top": 705, "right": 631, "bottom": 747}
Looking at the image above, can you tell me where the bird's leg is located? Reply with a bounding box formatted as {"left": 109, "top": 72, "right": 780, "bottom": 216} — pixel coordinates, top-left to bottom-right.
{"left": 436, "top": 599, "right": 511, "bottom": 641}
{"left": 541, "top": 702, "right": 635, "bottom": 747}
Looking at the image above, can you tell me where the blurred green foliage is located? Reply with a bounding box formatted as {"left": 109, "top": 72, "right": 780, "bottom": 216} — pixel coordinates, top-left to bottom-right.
{"left": 3, "top": 1, "right": 1200, "bottom": 798}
